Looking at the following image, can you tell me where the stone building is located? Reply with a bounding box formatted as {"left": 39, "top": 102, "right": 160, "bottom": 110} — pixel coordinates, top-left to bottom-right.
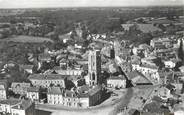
{"left": 87, "top": 50, "right": 101, "bottom": 86}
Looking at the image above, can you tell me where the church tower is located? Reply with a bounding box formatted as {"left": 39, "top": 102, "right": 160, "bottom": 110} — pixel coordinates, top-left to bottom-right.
{"left": 88, "top": 50, "right": 101, "bottom": 86}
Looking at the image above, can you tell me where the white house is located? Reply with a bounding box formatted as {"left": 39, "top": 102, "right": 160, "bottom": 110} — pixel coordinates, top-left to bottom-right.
{"left": 179, "top": 66, "right": 184, "bottom": 73}
{"left": 0, "top": 82, "right": 7, "bottom": 100}
{"left": 158, "top": 87, "right": 172, "bottom": 100}
{"left": 107, "top": 75, "right": 126, "bottom": 88}
{"left": 164, "top": 60, "right": 176, "bottom": 69}
{"left": 0, "top": 99, "right": 35, "bottom": 115}
{"left": 26, "top": 87, "right": 40, "bottom": 102}
{"left": 29, "top": 74, "right": 66, "bottom": 88}
{"left": 132, "top": 63, "right": 160, "bottom": 84}
{"left": 47, "top": 87, "right": 64, "bottom": 104}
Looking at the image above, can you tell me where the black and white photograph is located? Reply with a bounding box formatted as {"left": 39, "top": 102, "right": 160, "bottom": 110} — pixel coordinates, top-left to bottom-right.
{"left": 0, "top": 0, "right": 183, "bottom": 115}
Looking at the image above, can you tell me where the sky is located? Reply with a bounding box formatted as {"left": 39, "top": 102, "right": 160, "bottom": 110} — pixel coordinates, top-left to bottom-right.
{"left": 0, "top": 0, "right": 183, "bottom": 8}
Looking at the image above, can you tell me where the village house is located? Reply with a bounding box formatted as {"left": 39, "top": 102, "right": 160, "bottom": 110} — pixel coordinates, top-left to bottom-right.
{"left": 47, "top": 87, "right": 64, "bottom": 105}
{"left": 131, "top": 55, "right": 141, "bottom": 64}
{"left": 107, "top": 75, "right": 126, "bottom": 89}
{"left": 157, "top": 86, "right": 173, "bottom": 100}
{"left": 179, "top": 66, "right": 184, "bottom": 73}
{"left": 63, "top": 85, "right": 102, "bottom": 108}
{"left": 28, "top": 74, "right": 67, "bottom": 88}
{"left": 0, "top": 99, "right": 35, "bottom": 115}
{"left": 26, "top": 87, "right": 40, "bottom": 103}
{"left": 127, "top": 71, "right": 153, "bottom": 86}
{"left": 132, "top": 44, "right": 152, "bottom": 58}
{"left": 0, "top": 82, "right": 7, "bottom": 100}
{"left": 53, "top": 66, "right": 84, "bottom": 76}
{"left": 11, "top": 82, "right": 31, "bottom": 95}
{"left": 163, "top": 59, "right": 178, "bottom": 69}
{"left": 150, "top": 37, "right": 173, "bottom": 50}
{"left": 132, "top": 47, "right": 145, "bottom": 57}
{"left": 119, "top": 62, "right": 132, "bottom": 73}
{"left": 58, "top": 58, "right": 68, "bottom": 69}
{"left": 141, "top": 56, "right": 157, "bottom": 67}
{"left": 132, "top": 63, "right": 160, "bottom": 84}
{"left": 172, "top": 83, "right": 183, "bottom": 94}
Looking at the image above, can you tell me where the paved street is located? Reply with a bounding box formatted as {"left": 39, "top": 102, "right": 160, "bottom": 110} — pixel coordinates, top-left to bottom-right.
{"left": 36, "top": 88, "right": 134, "bottom": 115}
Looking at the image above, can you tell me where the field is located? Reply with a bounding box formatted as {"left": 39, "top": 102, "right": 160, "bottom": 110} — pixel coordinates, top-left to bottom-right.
{"left": 0, "top": 35, "right": 53, "bottom": 43}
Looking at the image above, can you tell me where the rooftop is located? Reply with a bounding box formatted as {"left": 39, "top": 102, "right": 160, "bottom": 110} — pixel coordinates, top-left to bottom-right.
{"left": 140, "top": 64, "right": 158, "bottom": 70}
{"left": 0, "top": 99, "right": 20, "bottom": 105}
{"left": 78, "top": 85, "right": 102, "bottom": 97}
{"left": 143, "top": 101, "right": 170, "bottom": 113}
{"left": 27, "top": 87, "right": 40, "bottom": 92}
{"left": 11, "top": 82, "right": 31, "bottom": 88}
{"left": 63, "top": 85, "right": 102, "bottom": 98}
{"left": 11, "top": 99, "right": 33, "bottom": 110}
{"left": 28, "top": 74, "right": 67, "bottom": 80}
{"left": 48, "top": 87, "right": 64, "bottom": 95}
{"left": 108, "top": 75, "right": 126, "bottom": 80}
{"left": 0, "top": 81, "right": 7, "bottom": 90}
{"left": 127, "top": 71, "right": 143, "bottom": 80}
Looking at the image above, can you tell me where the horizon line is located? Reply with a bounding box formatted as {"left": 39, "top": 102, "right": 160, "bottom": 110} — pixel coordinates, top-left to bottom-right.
{"left": 0, "top": 4, "right": 183, "bottom": 10}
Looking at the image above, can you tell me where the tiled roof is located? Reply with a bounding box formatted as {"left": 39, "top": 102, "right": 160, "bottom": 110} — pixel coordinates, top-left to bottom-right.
{"left": 11, "top": 99, "right": 33, "bottom": 110}
{"left": 28, "top": 74, "right": 67, "bottom": 80}
{"left": 64, "top": 85, "right": 102, "bottom": 98}
{"left": 27, "top": 87, "right": 40, "bottom": 92}
{"left": 108, "top": 75, "right": 126, "bottom": 80}
{"left": 87, "top": 85, "right": 102, "bottom": 97}
{"left": 0, "top": 99, "right": 20, "bottom": 105}
{"left": 143, "top": 101, "right": 170, "bottom": 113}
{"left": 134, "top": 75, "right": 153, "bottom": 84}
{"left": 48, "top": 87, "right": 64, "bottom": 94}
{"left": 127, "top": 71, "right": 143, "bottom": 80}
{"left": 140, "top": 64, "right": 158, "bottom": 70}
{"left": 11, "top": 82, "right": 31, "bottom": 88}
{"left": 65, "top": 90, "right": 77, "bottom": 97}
{"left": 0, "top": 81, "right": 7, "bottom": 90}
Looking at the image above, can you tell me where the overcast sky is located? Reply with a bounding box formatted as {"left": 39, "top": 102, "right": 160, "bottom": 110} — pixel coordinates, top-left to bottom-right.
{"left": 0, "top": 0, "right": 183, "bottom": 8}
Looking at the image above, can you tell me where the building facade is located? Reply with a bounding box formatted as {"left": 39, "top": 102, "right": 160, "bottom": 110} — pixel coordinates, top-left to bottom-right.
{"left": 0, "top": 99, "right": 35, "bottom": 115}
{"left": 107, "top": 76, "right": 126, "bottom": 89}
{"left": 0, "top": 82, "right": 7, "bottom": 100}
{"left": 132, "top": 63, "right": 160, "bottom": 84}
{"left": 47, "top": 85, "right": 102, "bottom": 108}
{"left": 11, "top": 82, "right": 31, "bottom": 95}
{"left": 54, "top": 67, "right": 84, "bottom": 76}
{"left": 26, "top": 87, "right": 40, "bottom": 102}
{"left": 47, "top": 87, "right": 64, "bottom": 105}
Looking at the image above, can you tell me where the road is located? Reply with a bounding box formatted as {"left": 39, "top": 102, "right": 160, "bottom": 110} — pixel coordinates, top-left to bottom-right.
{"left": 109, "top": 88, "right": 134, "bottom": 115}
{"left": 36, "top": 88, "right": 134, "bottom": 115}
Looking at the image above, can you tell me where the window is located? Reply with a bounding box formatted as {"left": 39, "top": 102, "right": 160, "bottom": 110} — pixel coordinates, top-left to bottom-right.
{"left": 68, "top": 102, "right": 71, "bottom": 106}
{"left": 93, "top": 62, "right": 95, "bottom": 67}
{"left": 92, "top": 73, "right": 95, "bottom": 80}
